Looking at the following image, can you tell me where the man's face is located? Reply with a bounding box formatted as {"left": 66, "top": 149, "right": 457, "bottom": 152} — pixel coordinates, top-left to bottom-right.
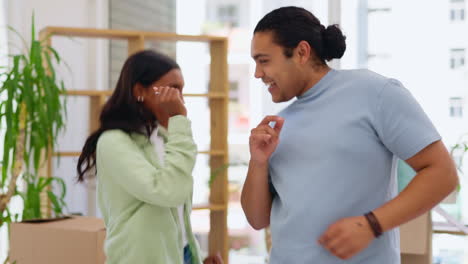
{"left": 251, "top": 31, "right": 301, "bottom": 103}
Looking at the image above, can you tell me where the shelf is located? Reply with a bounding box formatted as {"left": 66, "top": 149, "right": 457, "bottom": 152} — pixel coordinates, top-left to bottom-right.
{"left": 54, "top": 152, "right": 81, "bottom": 157}
{"left": 198, "top": 150, "right": 226, "bottom": 156}
{"left": 43, "top": 26, "right": 227, "bottom": 43}
{"left": 54, "top": 150, "right": 226, "bottom": 157}
{"left": 184, "top": 93, "right": 227, "bottom": 99}
{"left": 42, "top": 26, "right": 230, "bottom": 262}
{"left": 62, "top": 90, "right": 227, "bottom": 99}
{"left": 433, "top": 223, "right": 468, "bottom": 236}
{"left": 192, "top": 203, "right": 227, "bottom": 211}
{"left": 64, "top": 90, "right": 112, "bottom": 96}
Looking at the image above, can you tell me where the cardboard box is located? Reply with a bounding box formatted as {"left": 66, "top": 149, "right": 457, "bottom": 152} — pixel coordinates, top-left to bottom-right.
{"left": 400, "top": 212, "right": 432, "bottom": 264}
{"left": 10, "top": 216, "right": 106, "bottom": 264}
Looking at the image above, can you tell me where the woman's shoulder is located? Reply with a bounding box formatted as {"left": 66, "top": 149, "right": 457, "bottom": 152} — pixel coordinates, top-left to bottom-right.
{"left": 98, "top": 129, "right": 149, "bottom": 150}
{"left": 97, "top": 129, "right": 133, "bottom": 149}
{"left": 100, "top": 129, "right": 129, "bottom": 141}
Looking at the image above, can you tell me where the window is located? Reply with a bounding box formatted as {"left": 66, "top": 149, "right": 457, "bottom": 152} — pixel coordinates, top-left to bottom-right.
{"left": 229, "top": 81, "right": 239, "bottom": 102}
{"left": 217, "top": 4, "right": 239, "bottom": 27}
{"left": 341, "top": 0, "right": 468, "bottom": 262}
{"left": 450, "top": 48, "right": 465, "bottom": 69}
{"left": 109, "top": 0, "right": 176, "bottom": 89}
{"left": 450, "top": 0, "right": 465, "bottom": 22}
{"left": 449, "top": 97, "right": 464, "bottom": 117}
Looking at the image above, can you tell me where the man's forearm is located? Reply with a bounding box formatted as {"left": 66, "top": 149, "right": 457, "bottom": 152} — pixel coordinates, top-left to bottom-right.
{"left": 241, "top": 160, "right": 272, "bottom": 230}
{"left": 373, "top": 164, "right": 458, "bottom": 232}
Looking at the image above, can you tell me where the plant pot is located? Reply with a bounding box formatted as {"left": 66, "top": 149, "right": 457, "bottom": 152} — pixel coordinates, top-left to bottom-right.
{"left": 21, "top": 215, "right": 71, "bottom": 223}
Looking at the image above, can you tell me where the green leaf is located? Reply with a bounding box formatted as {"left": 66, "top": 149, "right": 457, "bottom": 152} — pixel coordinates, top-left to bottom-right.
{"left": 31, "top": 11, "right": 36, "bottom": 43}
{"left": 1, "top": 13, "right": 68, "bottom": 220}
{"left": 37, "top": 177, "right": 54, "bottom": 191}
{"left": 47, "top": 191, "right": 62, "bottom": 215}
{"left": 7, "top": 26, "right": 29, "bottom": 54}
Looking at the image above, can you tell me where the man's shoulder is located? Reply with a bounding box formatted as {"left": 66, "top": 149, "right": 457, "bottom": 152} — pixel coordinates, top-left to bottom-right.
{"left": 338, "top": 69, "right": 391, "bottom": 86}
{"left": 335, "top": 69, "right": 404, "bottom": 101}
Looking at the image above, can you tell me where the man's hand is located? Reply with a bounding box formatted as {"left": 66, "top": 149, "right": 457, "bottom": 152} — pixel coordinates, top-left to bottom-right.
{"left": 249, "top": 115, "right": 285, "bottom": 164}
{"left": 318, "top": 216, "right": 375, "bottom": 260}
{"left": 203, "top": 253, "right": 223, "bottom": 264}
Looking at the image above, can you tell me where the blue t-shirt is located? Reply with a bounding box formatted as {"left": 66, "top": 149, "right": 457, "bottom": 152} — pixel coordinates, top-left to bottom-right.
{"left": 268, "top": 69, "right": 441, "bottom": 264}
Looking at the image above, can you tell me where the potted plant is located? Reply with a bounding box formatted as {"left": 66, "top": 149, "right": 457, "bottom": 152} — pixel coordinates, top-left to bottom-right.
{"left": 0, "top": 15, "right": 67, "bottom": 230}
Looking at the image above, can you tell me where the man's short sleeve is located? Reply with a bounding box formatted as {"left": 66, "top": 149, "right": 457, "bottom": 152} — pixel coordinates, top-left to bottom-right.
{"left": 374, "top": 79, "right": 441, "bottom": 160}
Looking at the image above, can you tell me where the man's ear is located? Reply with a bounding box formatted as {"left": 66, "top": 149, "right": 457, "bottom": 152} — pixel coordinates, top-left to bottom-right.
{"left": 296, "top": 40, "right": 312, "bottom": 64}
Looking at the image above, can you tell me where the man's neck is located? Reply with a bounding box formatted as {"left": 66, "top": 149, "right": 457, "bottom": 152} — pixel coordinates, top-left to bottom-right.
{"left": 298, "top": 65, "right": 331, "bottom": 97}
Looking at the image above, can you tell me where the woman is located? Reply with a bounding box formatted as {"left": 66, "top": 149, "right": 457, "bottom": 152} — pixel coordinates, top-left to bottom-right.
{"left": 77, "top": 50, "right": 222, "bottom": 264}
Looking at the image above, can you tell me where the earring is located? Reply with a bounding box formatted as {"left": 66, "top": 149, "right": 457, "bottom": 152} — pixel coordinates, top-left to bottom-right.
{"left": 137, "top": 96, "right": 144, "bottom": 102}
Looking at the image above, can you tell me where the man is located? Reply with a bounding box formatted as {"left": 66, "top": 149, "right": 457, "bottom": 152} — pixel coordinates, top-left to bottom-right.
{"left": 241, "top": 6, "right": 458, "bottom": 264}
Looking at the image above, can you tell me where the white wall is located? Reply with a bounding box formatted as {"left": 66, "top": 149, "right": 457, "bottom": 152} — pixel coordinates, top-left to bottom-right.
{"left": 5, "top": 0, "right": 109, "bottom": 218}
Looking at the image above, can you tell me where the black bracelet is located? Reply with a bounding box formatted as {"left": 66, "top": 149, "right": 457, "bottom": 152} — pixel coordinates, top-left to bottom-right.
{"left": 364, "top": 211, "right": 383, "bottom": 238}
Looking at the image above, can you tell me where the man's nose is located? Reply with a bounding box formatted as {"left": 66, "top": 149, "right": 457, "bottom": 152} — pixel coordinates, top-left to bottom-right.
{"left": 254, "top": 65, "right": 264, "bottom": 79}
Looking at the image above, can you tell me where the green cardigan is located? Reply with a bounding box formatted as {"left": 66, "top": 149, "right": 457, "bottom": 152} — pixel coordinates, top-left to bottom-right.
{"left": 96, "top": 116, "right": 202, "bottom": 264}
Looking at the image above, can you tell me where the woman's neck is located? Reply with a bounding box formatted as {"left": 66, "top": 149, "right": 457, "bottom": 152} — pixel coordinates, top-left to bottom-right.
{"left": 159, "top": 119, "right": 168, "bottom": 128}
{"left": 154, "top": 109, "right": 169, "bottom": 128}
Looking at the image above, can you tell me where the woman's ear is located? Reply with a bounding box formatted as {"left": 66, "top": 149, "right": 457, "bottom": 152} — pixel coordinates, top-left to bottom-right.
{"left": 132, "top": 83, "right": 145, "bottom": 99}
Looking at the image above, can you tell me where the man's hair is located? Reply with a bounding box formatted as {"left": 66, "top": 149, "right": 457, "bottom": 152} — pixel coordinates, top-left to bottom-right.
{"left": 254, "top": 6, "right": 346, "bottom": 63}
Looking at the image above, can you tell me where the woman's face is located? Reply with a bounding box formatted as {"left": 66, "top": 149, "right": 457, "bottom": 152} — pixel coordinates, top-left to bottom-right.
{"left": 141, "top": 68, "right": 185, "bottom": 122}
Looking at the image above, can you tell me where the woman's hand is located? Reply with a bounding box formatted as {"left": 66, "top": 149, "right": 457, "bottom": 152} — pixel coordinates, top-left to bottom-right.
{"left": 203, "top": 253, "right": 223, "bottom": 264}
{"left": 153, "top": 86, "right": 187, "bottom": 117}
